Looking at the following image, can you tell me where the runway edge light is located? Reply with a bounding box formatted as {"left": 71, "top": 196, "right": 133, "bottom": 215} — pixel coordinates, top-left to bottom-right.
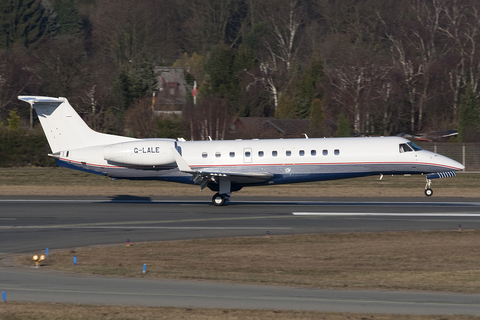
{"left": 33, "top": 254, "right": 46, "bottom": 267}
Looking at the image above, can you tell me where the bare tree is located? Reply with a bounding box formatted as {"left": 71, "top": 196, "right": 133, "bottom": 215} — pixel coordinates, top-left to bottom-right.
{"left": 185, "top": 95, "right": 231, "bottom": 140}
{"left": 378, "top": 0, "right": 445, "bottom": 132}
{"left": 256, "top": 0, "right": 304, "bottom": 111}
{"left": 0, "top": 51, "right": 38, "bottom": 124}
{"left": 326, "top": 64, "right": 375, "bottom": 134}
{"left": 125, "top": 98, "right": 157, "bottom": 138}
{"left": 439, "top": 0, "right": 480, "bottom": 119}
{"left": 93, "top": 0, "right": 180, "bottom": 68}
{"left": 178, "top": 0, "right": 241, "bottom": 53}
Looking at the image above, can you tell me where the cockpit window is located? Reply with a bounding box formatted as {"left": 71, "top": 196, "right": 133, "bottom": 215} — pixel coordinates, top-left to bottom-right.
{"left": 399, "top": 142, "right": 422, "bottom": 153}
{"left": 407, "top": 141, "right": 422, "bottom": 151}
{"left": 399, "top": 143, "right": 412, "bottom": 153}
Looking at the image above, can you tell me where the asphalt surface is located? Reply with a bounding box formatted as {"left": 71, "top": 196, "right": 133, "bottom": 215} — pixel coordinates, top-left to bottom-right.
{"left": 1, "top": 196, "right": 480, "bottom": 315}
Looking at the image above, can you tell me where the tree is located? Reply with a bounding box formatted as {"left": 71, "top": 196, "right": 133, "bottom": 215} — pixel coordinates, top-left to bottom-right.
{"left": 33, "top": 35, "right": 89, "bottom": 97}
{"left": 0, "top": 50, "right": 38, "bottom": 122}
{"left": 111, "top": 59, "right": 157, "bottom": 110}
{"left": 53, "top": 0, "right": 82, "bottom": 36}
{"left": 275, "top": 92, "right": 298, "bottom": 119}
{"left": 204, "top": 45, "right": 238, "bottom": 100}
{"left": 124, "top": 98, "right": 156, "bottom": 138}
{"left": 178, "top": 0, "right": 241, "bottom": 53}
{"left": 7, "top": 109, "right": 20, "bottom": 131}
{"left": 185, "top": 95, "right": 231, "bottom": 140}
{"left": 458, "top": 85, "right": 480, "bottom": 142}
{"left": 93, "top": 0, "right": 181, "bottom": 67}
{"left": 256, "top": 0, "right": 305, "bottom": 110}
{"left": 296, "top": 59, "right": 323, "bottom": 119}
{"left": 308, "top": 98, "right": 324, "bottom": 137}
{"left": 439, "top": 1, "right": 480, "bottom": 129}
{"left": 336, "top": 113, "right": 351, "bottom": 137}
{"left": 0, "top": 0, "right": 58, "bottom": 49}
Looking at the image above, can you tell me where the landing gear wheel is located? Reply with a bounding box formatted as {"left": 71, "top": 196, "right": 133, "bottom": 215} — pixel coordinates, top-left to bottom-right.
{"left": 212, "top": 193, "right": 226, "bottom": 206}
{"left": 425, "top": 188, "right": 433, "bottom": 197}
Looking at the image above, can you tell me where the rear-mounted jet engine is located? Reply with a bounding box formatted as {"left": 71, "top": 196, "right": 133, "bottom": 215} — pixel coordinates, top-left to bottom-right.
{"left": 103, "top": 139, "right": 176, "bottom": 166}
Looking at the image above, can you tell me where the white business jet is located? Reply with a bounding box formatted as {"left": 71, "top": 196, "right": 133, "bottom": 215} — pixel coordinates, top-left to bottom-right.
{"left": 19, "top": 96, "right": 464, "bottom": 206}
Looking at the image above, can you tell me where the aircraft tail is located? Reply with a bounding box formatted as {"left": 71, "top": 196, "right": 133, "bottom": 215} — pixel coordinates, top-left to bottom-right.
{"left": 18, "top": 96, "right": 133, "bottom": 153}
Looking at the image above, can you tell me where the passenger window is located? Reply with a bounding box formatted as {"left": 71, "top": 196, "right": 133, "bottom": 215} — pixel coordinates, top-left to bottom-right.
{"left": 311, "top": 150, "right": 316, "bottom": 156}
{"left": 299, "top": 150, "right": 305, "bottom": 156}
{"left": 215, "top": 152, "right": 221, "bottom": 158}
{"left": 202, "top": 152, "right": 208, "bottom": 158}
{"left": 258, "top": 151, "right": 264, "bottom": 157}
{"left": 323, "top": 150, "right": 328, "bottom": 156}
{"left": 272, "top": 151, "right": 278, "bottom": 157}
{"left": 245, "top": 151, "right": 251, "bottom": 157}
{"left": 334, "top": 149, "right": 340, "bottom": 155}
{"left": 286, "top": 150, "right": 291, "bottom": 156}
{"left": 230, "top": 152, "right": 235, "bottom": 157}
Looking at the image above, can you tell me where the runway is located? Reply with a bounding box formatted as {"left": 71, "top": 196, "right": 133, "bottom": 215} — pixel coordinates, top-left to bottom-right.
{"left": 1, "top": 196, "right": 480, "bottom": 315}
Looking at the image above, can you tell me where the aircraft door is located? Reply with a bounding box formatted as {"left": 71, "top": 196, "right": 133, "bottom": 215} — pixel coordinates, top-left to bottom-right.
{"left": 243, "top": 148, "right": 252, "bottom": 163}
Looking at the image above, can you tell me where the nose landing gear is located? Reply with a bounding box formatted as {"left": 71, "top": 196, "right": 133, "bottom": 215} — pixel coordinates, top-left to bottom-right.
{"left": 425, "top": 178, "right": 433, "bottom": 197}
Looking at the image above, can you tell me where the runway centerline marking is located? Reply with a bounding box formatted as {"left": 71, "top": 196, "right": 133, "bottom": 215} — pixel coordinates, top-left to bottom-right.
{"left": 293, "top": 212, "right": 480, "bottom": 216}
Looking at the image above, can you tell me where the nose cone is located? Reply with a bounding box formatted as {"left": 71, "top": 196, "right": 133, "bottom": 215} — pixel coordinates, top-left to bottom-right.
{"left": 439, "top": 154, "right": 464, "bottom": 171}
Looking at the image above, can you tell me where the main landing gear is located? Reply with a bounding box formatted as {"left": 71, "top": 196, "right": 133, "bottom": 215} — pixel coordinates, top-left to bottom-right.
{"left": 211, "top": 177, "right": 232, "bottom": 206}
{"left": 425, "top": 178, "right": 433, "bottom": 197}
{"left": 212, "top": 193, "right": 230, "bottom": 206}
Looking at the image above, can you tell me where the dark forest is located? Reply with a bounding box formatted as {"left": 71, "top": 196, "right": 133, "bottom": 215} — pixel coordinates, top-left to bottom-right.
{"left": 1, "top": 0, "right": 480, "bottom": 149}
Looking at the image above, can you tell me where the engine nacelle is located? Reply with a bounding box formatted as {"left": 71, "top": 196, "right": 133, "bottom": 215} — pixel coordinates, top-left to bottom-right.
{"left": 103, "top": 139, "right": 176, "bottom": 166}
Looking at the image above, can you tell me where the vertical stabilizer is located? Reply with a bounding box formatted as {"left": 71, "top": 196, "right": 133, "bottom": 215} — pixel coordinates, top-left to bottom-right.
{"left": 18, "top": 96, "right": 133, "bottom": 153}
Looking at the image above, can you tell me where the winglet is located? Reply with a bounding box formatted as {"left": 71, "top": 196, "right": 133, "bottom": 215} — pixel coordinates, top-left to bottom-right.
{"left": 171, "top": 147, "right": 193, "bottom": 172}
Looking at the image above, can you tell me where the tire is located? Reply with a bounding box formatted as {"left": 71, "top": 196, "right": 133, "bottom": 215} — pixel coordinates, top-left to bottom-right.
{"left": 212, "top": 193, "right": 226, "bottom": 206}
{"left": 425, "top": 188, "right": 433, "bottom": 197}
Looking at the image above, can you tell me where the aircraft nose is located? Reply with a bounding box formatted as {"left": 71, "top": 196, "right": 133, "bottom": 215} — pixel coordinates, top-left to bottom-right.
{"left": 441, "top": 154, "right": 464, "bottom": 171}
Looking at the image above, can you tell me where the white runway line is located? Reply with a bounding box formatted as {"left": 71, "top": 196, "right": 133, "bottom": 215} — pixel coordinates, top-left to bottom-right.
{"left": 293, "top": 212, "right": 480, "bottom": 216}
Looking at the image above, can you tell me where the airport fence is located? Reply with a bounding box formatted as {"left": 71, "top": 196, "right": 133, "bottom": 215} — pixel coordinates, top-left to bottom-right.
{"left": 416, "top": 142, "right": 480, "bottom": 171}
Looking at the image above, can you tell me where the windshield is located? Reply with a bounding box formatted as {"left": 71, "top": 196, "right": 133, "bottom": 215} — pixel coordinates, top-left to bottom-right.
{"left": 407, "top": 141, "right": 422, "bottom": 151}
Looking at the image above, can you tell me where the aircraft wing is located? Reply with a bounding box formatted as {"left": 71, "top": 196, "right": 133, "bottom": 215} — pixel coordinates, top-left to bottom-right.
{"left": 171, "top": 147, "right": 273, "bottom": 189}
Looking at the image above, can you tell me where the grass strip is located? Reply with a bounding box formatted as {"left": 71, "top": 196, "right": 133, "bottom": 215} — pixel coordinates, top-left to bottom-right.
{"left": 1, "top": 302, "right": 480, "bottom": 320}
{"left": 0, "top": 167, "right": 479, "bottom": 197}
{"left": 17, "top": 230, "right": 480, "bottom": 293}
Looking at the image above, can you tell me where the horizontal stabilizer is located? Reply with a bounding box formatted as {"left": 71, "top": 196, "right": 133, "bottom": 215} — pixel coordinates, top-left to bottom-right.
{"left": 18, "top": 96, "right": 65, "bottom": 104}
{"left": 427, "top": 171, "right": 456, "bottom": 180}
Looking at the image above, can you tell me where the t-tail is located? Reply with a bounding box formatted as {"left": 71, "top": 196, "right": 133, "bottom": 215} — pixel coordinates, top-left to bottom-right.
{"left": 18, "top": 96, "right": 133, "bottom": 154}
